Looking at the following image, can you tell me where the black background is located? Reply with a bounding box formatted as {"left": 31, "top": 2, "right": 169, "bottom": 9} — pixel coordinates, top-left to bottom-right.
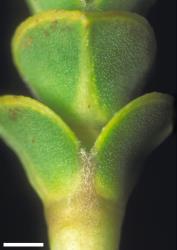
{"left": 0, "top": 1, "right": 176, "bottom": 250}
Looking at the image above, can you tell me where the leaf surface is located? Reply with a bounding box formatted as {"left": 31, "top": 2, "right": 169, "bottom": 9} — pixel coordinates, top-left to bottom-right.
{"left": 93, "top": 93, "right": 175, "bottom": 202}
{"left": 0, "top": 95, "right": 81, "bottom": 202}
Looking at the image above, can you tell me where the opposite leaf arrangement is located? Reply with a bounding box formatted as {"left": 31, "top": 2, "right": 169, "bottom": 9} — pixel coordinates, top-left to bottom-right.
{"left": 0, "top": 1, "right": 175, "bottom": 250}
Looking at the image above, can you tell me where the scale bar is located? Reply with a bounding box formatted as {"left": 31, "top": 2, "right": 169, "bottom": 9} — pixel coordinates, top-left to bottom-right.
{"left": 3, "top": 243, "right": 44, "bottom": 247}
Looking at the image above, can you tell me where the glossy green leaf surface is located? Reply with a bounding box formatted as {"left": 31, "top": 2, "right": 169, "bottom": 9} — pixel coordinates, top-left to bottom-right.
{"left": 93, "top": 93, "right": 175, "bottom": 202}
{"left": 12, "top": 10, "right": 156, "bottom": 146}
{"left": 26, "top": 0, "right": 156, "bottom": 13}
{"left": 0, "top": 95, "right": 81, "bottom": 202}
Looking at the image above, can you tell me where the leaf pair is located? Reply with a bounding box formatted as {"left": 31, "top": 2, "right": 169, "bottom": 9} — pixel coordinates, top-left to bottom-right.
{"left": 12, "top": 10, "right": 156, "bottom": 146}
{"left": 26, "top": 0, "right": 156, "bottom": 13}
{"left": 0, "top": 93, "right": 174, "bottom": 203}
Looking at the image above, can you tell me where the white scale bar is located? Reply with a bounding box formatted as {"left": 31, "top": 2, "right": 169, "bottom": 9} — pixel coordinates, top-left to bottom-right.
{"left": 3, "top": 243, "right": 44, "bottom": 247}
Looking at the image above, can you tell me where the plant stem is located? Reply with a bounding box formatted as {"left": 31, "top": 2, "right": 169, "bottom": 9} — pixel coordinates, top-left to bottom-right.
{"left": 45, "top": 192, "right": 125, "bottom": 250}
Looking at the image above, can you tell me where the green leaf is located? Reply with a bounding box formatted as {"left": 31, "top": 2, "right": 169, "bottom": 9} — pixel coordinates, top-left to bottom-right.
{"left": 0, "top": 95, "right": 81, "bottom": 203}
{"left": 26, "top": 0, "right": 156, "bottom": 13}
{"left": 12, "top": 10, "right": 156, "bottom": 147}
{"left": 93, "top": 93, "right": 175, "bottom": 202}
